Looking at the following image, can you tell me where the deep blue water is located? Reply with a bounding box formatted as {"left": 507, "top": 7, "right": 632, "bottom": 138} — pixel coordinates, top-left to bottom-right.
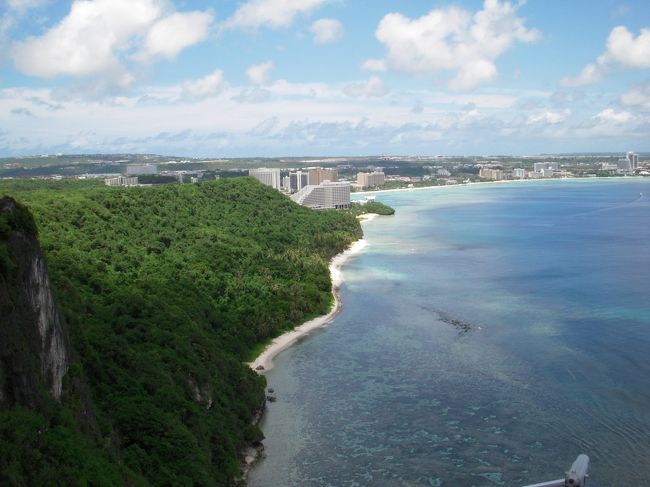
{"left": 248, "top": 179, "right": 650, "bottom": 487}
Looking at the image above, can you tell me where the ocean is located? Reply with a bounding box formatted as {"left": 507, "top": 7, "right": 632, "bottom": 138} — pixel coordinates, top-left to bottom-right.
{"left": 248, "top": 178, "right": 650, "bottom": 487}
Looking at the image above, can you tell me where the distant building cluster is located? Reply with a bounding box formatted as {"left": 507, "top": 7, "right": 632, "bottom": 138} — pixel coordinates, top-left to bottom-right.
{"left": 249, "top": 166, "right": 350, "bottom": 209}
{"left": 479, "top": 168, "right": 504, "bottom": 180}
{"left": 357, "top": 171, "right": 386, "bottom": 188}
{"left": 482, "top": 161, "right": 561, "bottom": 181}
{"left": 616, "top": 151, "right": 639, "bottom": 175}
{"left": 105, "top": 176, "right": 138, "bottom": 187}
{"left": 512, "top": 168, "right": 526, "bottom": 179}
{"left": 104, "top": 163, "right": 159, "bottom": 187}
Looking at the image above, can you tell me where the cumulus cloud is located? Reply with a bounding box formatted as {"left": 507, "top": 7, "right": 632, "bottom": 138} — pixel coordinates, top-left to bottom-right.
{"left": 182, "top": 69, "right": 225, "bottom": 99}
{"left": 371, "top": 0, "right": 540, "bottom": 90}
{"left": 343, "top": 76, "right": 389, "bottom": 98}
{"left": 11, "top": 0, "right": 212, "bottom": 85}
{"left": 310, "top": 18, "right": 343, "bottom": 44}
{"left": 12, "top": 0, "right": 159, "bottom": 77}
{"left": 247, "top": 61, "right": 274, "bottom": 85}
{"left": 592, "top": 108, "right": 633, "bottom": 124}
{"left": 223, "top": 0, "right": 330, "bottom": 30}
{"left": 621, "top": 80, "right": 650, "bottom": 110}
{"left": 250, "top": 116, "right": 279, "bottom": 136}
{"left": 140, "top": 11, "right": 213, "bottom": 60}
{"left": 605, "top": 26, "right": 650, "bottom": 69}
{"left": 526, "top": 109, "right": 570, "bottom": 125}
{"left": 361, "top": 58, "right": 387, "bottom": 72}
{"left": 562, "top": 63, "right": 605, "bottom": 87}
{"left": 562, "top": 26, "right": 650, "bottom": 87}
{"left": 10, "top": 107, "right": 34, "bottom": 116}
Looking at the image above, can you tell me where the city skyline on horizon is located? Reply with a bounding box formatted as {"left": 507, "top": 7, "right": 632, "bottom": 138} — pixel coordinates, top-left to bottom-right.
{"left": 1, "top": 0, "right": 650, "bottom": 157}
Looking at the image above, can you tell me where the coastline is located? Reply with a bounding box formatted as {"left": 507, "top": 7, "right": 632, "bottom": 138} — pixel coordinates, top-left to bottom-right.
{"left": 248, "top": 228, "right": 372, "bottom": 373}
{"left": 353, "top": 175, "right": 645, "bottom": 197}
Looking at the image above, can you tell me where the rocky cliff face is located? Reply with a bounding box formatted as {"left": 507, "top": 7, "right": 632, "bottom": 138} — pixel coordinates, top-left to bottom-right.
{"left": 0, "top": 196, "right": 69, "bottom": 407}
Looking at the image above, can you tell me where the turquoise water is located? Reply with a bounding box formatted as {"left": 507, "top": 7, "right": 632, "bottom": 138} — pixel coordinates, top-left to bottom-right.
{"left": 248, "top": 179, "right": 650, "bottom": 486}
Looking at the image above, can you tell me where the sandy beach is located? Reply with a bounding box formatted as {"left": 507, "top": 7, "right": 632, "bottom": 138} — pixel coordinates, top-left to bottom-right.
{"left": 353, "top": 176, "right": 640, "bottom": 197}
{"left": 249, "top": 234, "right": 371, "bottom": 373}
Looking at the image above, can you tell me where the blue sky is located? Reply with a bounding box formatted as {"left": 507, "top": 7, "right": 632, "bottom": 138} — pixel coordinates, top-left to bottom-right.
{"left": 1, "top": 0, "right": 649, "bottom": 157}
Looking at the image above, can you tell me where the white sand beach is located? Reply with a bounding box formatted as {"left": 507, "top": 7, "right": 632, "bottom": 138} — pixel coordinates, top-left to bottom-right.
{"left": 353, "top": 176, "right": 639, "bottom": 197}
{"left": 249, "top": 237, "right": 369, "bottom": 373}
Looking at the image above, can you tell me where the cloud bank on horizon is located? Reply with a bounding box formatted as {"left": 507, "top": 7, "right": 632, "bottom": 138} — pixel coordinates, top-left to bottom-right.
{"left": 0, "top": 0, "right": 649, "bottom": 157}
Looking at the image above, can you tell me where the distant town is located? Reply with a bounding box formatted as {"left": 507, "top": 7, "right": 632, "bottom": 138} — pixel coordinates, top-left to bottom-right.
{"left": 1, "top": 151, "right": 647, "bottom": 210}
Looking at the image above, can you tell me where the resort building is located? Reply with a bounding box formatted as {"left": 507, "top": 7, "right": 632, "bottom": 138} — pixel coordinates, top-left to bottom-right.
{"left": 289, "top": 171, "right": 309, "bottom": 193}
{"left": 533, "top": 162, "right": 559, "bottom": 173}
{"left": 249, "top": 168, "right": 281, "bottom": 190}
{"left": 513, "top": 168, "right": 527, "bottom": 179}
{"left": 479, "top": 168, "right": 504, "bottom": 180}
{"left": 308, "top": 168, "right": 338, "bottom": 185}
{"left": 105, "top": 176, "right": 138, "bottom": 187}
{"left": 627, "top": 151, "right": 639, "bottom": 170}
{"left": 601, "top": 162, "right": 618, "bottom": 171}
{"left": 617, "top": 158, "right": 633, "bottom": 174}
{"left": 357, "top": 171, "right": 386, "bottom": 188}
{"left": 290, "top": 181, "right": 351, "bottom": 209}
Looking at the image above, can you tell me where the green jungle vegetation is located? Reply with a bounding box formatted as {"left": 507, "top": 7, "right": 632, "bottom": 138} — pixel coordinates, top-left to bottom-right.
{"left": 348, "top": 201, "right": 395, "bottom": 216}
{"left": 0, "top": 177, "right": 362, "bottom": 486}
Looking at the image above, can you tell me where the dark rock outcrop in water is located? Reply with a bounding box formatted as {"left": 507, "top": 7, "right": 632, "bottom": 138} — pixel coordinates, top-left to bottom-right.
{"left": 0, "top": 196, "right": 69, "bottom": 408}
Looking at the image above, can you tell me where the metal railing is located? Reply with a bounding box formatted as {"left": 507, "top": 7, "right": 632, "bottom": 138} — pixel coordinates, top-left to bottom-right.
{"left": 523, "top": 454, "right": 590, "bottom": 487}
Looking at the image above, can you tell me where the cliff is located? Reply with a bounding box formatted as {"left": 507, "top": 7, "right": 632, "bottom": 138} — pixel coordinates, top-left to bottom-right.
{"left": 0, "top": 197, "right": 69, "bottom": 408}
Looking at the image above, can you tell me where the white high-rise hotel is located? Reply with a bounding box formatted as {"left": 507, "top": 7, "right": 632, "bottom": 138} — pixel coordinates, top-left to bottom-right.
{"left": 627, "top": 151, "right": 639, "bottom": 170}
{"left": 249, "top": 168, "right": 281, "bottom": 190}
{"left": 291, "top": 181, "right": 351, "bottom": 209}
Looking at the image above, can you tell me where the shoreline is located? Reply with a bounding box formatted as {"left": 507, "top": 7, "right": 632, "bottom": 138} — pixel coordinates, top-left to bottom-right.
{"left": 248, "top": 229, "right": 372, "bottom": 373}
{"left": 353, "top": 175, "right": 645, "bottom": 197}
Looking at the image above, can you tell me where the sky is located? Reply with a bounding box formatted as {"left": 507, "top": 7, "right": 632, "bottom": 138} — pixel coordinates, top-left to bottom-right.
{"left": 0, "top": 0, "right": 649, "bottom": 157}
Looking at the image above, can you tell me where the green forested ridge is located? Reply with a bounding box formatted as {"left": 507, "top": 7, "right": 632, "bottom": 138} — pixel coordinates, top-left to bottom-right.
{"left": 0, "top": 177, "right": 362, "bottom": 486}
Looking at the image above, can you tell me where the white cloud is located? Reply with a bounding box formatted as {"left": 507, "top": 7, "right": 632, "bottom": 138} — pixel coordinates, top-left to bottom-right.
{"left": 182, "top": 69, "right": 225, "bottom": 99}
{"left": 247, "top": 61, "right": 274, "bottom": 85}
{"left": 605, "top": 26, "right": 650, "bottom": 68}
{"left": 266, "top": 79, "right": 340, "bottom": 99}
{"left": 562, "top": 26, "right": 650, "bottom": 87}
{"left": 10, "top": 0, "right": 212, "bottom": 86}
{"left": 592, "top": 108, "right": 632, "bottom": 124}
{"left": 343, "top": 76, "right": 389, "bottom": 98}
{"left": 561, "top": 63, "right": 605, "bottom": 87}
{"left": 361, "top": 58, "right": 387, "bottom": 72}
{"left": 223, "top": 0, "right": 330, "bottom": 30}
{"left": 621, "top": 81, "right": 650, "bottom": 110}
{"left": 310, "top": 18, "right": 343, "bottom": 44}
{"left": 250, "top": 116, "right": 279, "bottom": 136}
{"left": 12, "top": 0, "right": 160, "bottom": 77}
{"left": 526, "top": 109, "right": 570, "bottom": 125}
{"left": 141, "top": 11, "right": 213, "bottom": 60}
{"left": 371, "top": 0, "right": 540, "bottom": 90}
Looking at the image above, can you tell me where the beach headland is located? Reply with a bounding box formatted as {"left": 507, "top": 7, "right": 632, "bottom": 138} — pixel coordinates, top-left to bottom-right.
{"left": 249, "top": 234, "right": 370, "bottom": 373}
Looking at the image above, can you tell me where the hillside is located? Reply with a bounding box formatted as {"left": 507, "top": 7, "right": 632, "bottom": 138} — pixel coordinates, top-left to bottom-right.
{"left": 0, "top": 178, "right": 362, "bottom": 486}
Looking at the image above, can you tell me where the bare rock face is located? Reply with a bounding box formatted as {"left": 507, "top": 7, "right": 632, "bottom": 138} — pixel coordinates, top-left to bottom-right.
{"left": 0, "top": 196, "right": 69, "bottom": 407}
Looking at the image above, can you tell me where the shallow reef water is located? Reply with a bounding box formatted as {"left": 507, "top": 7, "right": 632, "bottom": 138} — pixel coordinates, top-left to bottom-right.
{"left": 249, "top": 179, "right": 650, "bottom": 487}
